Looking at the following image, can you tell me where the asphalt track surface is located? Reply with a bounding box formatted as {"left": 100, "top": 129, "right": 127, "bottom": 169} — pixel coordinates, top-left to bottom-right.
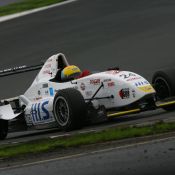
{"left": 0, "top": 0, "right": 175, "bottom": 174}
{"left": 1, "top": 136, "right": 175, "bottom": 175}
{"left": 0, "top": 0, "right": 22, "bottom": 6}
{"left": 1, "top": 0, "right": 175, "bottom": 99}
{"left": 2, "top": 109, "right": 175, "bottom": 145}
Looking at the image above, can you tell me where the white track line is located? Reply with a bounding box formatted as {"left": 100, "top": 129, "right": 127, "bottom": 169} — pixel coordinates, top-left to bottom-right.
{"left": 0, "top": 135, "right": 175, "bottom": 171}
{"left": 0, "top": 0, "right": 79, "bottom": 23}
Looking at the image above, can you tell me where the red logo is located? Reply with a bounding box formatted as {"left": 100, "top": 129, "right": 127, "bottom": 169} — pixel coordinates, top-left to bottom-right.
{"left": 90, "top": 79, "right": 100, "bottom": 85}
{"left": 108, "top": 82, "right": 115, "bottom": 87}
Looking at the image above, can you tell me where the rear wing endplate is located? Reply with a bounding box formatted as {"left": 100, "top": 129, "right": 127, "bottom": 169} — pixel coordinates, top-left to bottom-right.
{"left": 0, "top": 104, "right": 21, "bottom": 120}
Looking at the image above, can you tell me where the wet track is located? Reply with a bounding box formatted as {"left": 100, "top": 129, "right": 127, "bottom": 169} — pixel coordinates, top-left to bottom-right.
{"left": 0, "top": 0, "right": 175, "bottom": 140}
{"left": 0, "top": 0, "right": 175, "bottom": 173}
{"left": 1, "top": 109, "right": 175, "bottom": 146}
{"left": 1, "top": 135, "right": 175, "bottom": 175}
{"left": 1, "top": 0, "right": 175, "bottom": 99}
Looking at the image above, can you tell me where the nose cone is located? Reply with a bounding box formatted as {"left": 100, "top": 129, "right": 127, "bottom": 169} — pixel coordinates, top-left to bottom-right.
{"left": 110, "top": 70, "right": 156, "bottom": 100}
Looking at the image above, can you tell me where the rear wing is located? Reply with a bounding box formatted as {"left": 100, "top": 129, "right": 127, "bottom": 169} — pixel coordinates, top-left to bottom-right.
{"left": 0, "top": 64, "right": 43, "bottom": 77}
{"left": 0, "top": 64, "right": 43, "bottom": 119}
{"left": 1, "top": 96, "right": 19, "bottom": 103}
{"left": 0, "top": 63, "right": 44, "bottom": 102}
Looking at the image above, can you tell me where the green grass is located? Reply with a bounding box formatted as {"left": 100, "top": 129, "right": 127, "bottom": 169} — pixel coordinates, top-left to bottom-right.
{"left": 0, "top": 0, "right": 66, "bottom": 17}
{"left": 1, "top": 121, "right": 175, "bottom": 159}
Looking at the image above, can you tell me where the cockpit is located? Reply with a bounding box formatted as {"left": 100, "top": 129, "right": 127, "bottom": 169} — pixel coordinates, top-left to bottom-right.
{"left": 50, "top": 54, "right": 90, "bottom": 83}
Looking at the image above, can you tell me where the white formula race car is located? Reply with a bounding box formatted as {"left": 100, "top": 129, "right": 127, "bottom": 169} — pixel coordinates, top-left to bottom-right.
{"left": 0, "top": 53, "right": 175, "bottom": 140}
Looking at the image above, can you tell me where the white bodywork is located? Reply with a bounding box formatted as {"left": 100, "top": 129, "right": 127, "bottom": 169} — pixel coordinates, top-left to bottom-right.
{"left": 0, "top": 53, "right": 156, "bottom": 129}
{"left": 0, "top": 104, "right": 20, "bottom": 120}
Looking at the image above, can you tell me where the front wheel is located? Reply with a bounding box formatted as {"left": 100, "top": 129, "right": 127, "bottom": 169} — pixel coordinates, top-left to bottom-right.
{"left": 0, "top": 119, "right": 8, "bottom": 140}
{"left": 152, "top": 69, "right": 175, "bottom": 111}
{"left": 53, "top": 88, "right": 87, "bottom": 131}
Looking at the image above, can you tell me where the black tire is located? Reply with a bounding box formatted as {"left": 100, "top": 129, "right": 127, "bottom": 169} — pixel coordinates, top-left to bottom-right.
{"left": 152, "top": 69, "right": 175, "bottom": 111}
{"left": 0, "top": 119, "right": 8, "bottom": 140}
{"left": 53, "top": 88, "right": 87, "bottom": 131}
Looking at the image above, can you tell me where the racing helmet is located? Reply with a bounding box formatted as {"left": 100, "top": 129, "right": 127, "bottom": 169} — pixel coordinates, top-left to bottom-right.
{"left": 61, "top": 65, "right": 81, "bottom": 80}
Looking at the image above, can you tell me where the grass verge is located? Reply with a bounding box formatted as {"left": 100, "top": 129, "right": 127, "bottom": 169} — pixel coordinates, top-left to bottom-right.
{"left": 0, "top": 0, "right": 66, "bottom": 17}
{"left": 1, "top": 121, "right": 175, "bottom": 159}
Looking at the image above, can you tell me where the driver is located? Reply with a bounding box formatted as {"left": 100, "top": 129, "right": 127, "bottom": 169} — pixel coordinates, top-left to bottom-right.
{"left": 61, "top": 65, "right": 81, "bottom": 81}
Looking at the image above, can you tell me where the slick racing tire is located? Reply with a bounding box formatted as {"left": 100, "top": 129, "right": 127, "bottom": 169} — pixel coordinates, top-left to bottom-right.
{"left": 152, "top": 68, "right": 175, "bottom": 111}
{"left": 53, "top": 88, "right": 87, "bottom": 131}
{"left": 0, "top": 119, "right": 8, "bottom": 140}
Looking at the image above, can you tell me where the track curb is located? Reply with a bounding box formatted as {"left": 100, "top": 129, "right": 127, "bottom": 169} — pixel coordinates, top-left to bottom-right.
{"left": 0, "top": 0, "right": 79, "bottom": 23}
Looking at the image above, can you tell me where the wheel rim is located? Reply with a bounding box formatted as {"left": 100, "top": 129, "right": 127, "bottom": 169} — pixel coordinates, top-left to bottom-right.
{"left": 154, "top": 77, "right": 171, "bottom": 99}
{"left": 54, "top": 96, "right": 70, "bottom": 126}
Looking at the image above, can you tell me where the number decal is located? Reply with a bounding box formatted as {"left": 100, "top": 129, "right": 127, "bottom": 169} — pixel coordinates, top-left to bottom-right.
{"left": 120, "top": 73, "right": 136, "bottom": 79}
{"left": 31, "top": 101, "right": 50, "bottom": 123}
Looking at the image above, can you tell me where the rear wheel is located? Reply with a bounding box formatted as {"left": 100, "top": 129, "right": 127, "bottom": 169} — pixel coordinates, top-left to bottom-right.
{"left": 53, "top": 88, "right": 87, "bottom": 131}
{"left": 0, "top": 119, "right": 8, "bottom": 140}
{"left": 152, "top": 69, "right": 175, "bottom": 111}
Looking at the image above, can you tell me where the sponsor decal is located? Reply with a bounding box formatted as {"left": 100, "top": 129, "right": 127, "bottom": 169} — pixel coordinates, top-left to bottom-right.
{"left": 49, "top": 87, "right": 54, "bottom": 96}
{"left": 0, "top": 65, "right": 27, "bottom": 73}
{"left": 119, "top": 88, "right": 130, "bottom": 99}
{"left": 103, "top": 79, "right": 111, "bottom": 82}
{"left": 135, "top": 81, "right": 149, "bottom": 87}
{"left": 90, "top": 79, "right": 101, "bottom": 85}
{"left": 31, "top": 101, "right": 50, "bottom": 122}
{"left": 135, "top": 81, "right": 155, "bottom": 93}
{"left": 108, "top": 82, "right": 115, "bottom": 87}
{"left": 137, "top": 85, "right": 155, "bottom": 93}
{"left": 80, "top": 83, "right": 86, "bottom": 91}
{"left": 126, "top": 77, "right": 142, "bottom": 81}
{"left": 42, "top": 83, "right": 48, "bottom": 88}
{"left": 120, "top": 73, "right": 136, "bottom": 79}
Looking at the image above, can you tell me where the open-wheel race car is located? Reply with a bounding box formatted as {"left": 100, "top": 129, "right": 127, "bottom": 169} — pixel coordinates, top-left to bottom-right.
{"left": 0, "top": 53, "right": 175, "bottom": 139}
